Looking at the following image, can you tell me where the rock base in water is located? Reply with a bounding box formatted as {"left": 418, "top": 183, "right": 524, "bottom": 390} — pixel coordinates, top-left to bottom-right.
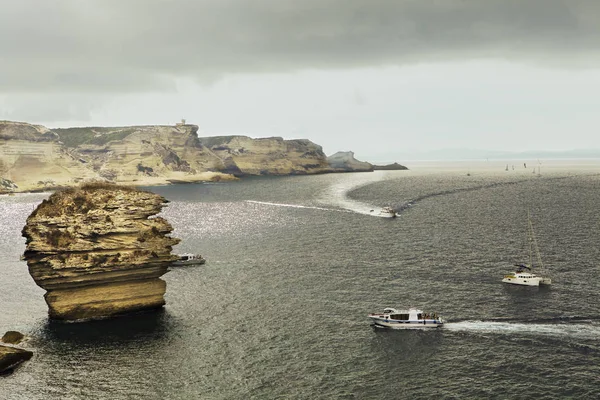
{"left": 45, "top": 278, "right": 167, "bottom": 321}
{"left": 0, "top": 345, "right": 33, "bottom": 375}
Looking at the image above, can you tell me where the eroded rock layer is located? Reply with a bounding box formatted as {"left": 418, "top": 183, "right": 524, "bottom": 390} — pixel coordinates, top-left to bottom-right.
{"left": 55, "top": 124, "right": 232, "bottom": 184}
{"left": 0, "top": 120, "right": 100, "bottom": 192}
{"left": 21, "top": 183, "right": 180, "bottom": 321}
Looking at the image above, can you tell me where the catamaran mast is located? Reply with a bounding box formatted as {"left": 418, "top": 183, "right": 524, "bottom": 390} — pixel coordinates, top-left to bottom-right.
{"left": 527, "top": 210, "right": 544, "bottom": 272}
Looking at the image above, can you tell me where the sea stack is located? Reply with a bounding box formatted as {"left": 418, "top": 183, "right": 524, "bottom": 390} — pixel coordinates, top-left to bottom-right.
{"left": 21, "top": 183, "right": 180, "bottom": 321}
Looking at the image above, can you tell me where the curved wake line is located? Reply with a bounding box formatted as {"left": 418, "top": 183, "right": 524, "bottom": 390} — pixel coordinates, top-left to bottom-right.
{"left": 393, "top": 174, "right": 578, "bottom": 214}
{"left": 245, "top": 200, "right": 350, "bottom": 213}
{"left": 318, "top": 171, "right": 399, "bottom": 217}
{"left": 444, "top": 320, "right": 600, "bottom": 340}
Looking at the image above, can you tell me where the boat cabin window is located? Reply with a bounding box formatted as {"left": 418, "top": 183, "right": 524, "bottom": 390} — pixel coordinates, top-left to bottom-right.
{"left": 390, "top": 314, "right": 409, "bottom": 320}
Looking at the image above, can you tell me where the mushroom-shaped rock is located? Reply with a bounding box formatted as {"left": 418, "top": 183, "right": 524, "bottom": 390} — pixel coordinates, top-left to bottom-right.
{"left": 0, "top": 345, "right": 33, "bottom": 375}
{"left": 21, "top": 183, "right": 180, "bottom": 321}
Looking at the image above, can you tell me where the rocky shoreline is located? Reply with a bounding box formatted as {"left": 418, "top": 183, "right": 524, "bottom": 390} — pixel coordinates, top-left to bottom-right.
{"left": 1, "top": 120, "right": 407, "bottom": 194}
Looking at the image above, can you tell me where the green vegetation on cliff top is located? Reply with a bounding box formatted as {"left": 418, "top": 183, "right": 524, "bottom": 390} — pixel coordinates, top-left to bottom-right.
{"left": 54, "top": 127, "right": 137, "bottom": 148}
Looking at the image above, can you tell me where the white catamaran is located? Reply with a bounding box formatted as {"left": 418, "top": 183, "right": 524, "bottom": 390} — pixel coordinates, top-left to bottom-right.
{"left": 502, "top": 210, "right": 551, "bottom": 287}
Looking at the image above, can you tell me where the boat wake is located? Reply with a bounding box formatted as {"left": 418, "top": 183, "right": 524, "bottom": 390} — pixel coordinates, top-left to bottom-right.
{"left": 318, "top": 172, "right": 399, "bottom": 217}
{"left": 444, "top": 320, "right": 600, "bottom": 340}
{"left": 394, "top": 175, "right": 577, "bottom": 213}
{"left": 245, "top": 200, "right": 349, "bottom": 213}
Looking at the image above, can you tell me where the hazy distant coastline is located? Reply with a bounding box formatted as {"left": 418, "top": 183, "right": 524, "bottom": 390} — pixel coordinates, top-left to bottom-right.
{"left": 365, "top": 148, "right": 600, "bottom": 163}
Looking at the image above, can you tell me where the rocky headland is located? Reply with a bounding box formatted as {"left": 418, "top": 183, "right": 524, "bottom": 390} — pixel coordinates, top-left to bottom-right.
{"left": 199, "top": 135, "right": 332, "bottom": 176}
{"left": 21, "top": 183, "right": 180, "bottom": 321}
{"left": 326, "top": 151, "right": 374, "bottom": 172}
{"left": 373, "top": 162, "right": 409, "bottom": 170}
{"left": 1, "top": 120, "right": 407, "bottom": 193}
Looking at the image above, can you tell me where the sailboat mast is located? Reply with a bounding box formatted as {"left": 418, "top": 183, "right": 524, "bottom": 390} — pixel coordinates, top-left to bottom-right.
{"left": 528, "top": 210, "right": 544, "bottom": 271}
{"left": 527, "top": 210, "right": 533, "bottom": 267}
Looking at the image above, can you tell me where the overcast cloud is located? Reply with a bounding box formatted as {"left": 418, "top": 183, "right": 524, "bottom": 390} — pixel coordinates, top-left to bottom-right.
{"left": 1, "top": 0, "right": 599, "bottom": 158}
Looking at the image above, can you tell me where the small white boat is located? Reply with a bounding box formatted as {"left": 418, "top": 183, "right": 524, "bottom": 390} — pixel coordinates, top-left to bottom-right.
{"left": 378, "top": 207, "right": 397, "bottom": 218}
{"left": 502, "top": 210, "right": 551, "bottom": 286}
{"left": 172, "top": 253, "right": 206, "bottom": 266}
{"left": 368, "top": 307, "right": 444, "bottom": 329}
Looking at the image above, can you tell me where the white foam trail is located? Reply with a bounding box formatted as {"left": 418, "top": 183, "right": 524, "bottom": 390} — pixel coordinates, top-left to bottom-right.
{"left": 245, "top": 200, "right": 348, "bottom": 212}
{"left": 318, "top": 171, "right": 397, "bottom": 217}
{"left": 444, "top": 321, "right": 600, "bottom": 340}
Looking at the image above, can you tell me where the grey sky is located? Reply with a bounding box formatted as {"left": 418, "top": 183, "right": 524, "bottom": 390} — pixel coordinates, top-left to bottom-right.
{"left": 1, "top": 0, "right": 599, "bottom": 159}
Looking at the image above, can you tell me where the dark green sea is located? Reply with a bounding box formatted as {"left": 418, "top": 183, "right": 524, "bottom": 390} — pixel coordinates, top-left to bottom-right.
{"left": 2, "top": 161, "right": 600, "bottom": 399}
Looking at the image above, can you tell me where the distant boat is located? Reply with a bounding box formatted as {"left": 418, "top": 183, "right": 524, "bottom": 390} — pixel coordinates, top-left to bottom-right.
{"left": 172, "top": 253, "right": 206, "bottom": 266}
{"left": 368, "top": 307, "right": 444, "bottom": 329}
{"left": 377, "top": 207, "right": 397, "bottom": 218}
{"left": 502, "top": 211, "right": 551, "bottom": 286}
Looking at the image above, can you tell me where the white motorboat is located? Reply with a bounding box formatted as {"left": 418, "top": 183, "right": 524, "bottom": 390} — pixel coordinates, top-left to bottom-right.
{"left": 368, "top": 307, "right": 444, "bottom": 329}
{"left": 172, "top": 253, "right": 206, "bottom": 266}
{"left": 378, "top": 207, "right": 397, "bottom": 218}
{"left": 502, "top": 210, "right": 551, "bottom": 286}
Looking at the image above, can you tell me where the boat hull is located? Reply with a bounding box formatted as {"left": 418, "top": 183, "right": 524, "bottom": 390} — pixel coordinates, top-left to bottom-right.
{"left": 502, "top": 276, "right": 541, "bottom": 286}
{"left": 378, "top": 213, "right": 397, "bottom": 218}
{"left": 369, "top": 317, "right": 444, "bottom": 329}
{"left": 172, "top": 260, "right": 206, "bottom": 266}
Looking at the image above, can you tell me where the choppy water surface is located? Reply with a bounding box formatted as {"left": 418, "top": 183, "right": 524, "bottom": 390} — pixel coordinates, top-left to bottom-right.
{"left": 2, "top": 161, "right": 600, "bottom": 399}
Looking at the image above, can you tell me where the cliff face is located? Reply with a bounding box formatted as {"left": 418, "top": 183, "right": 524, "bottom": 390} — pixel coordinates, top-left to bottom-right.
{"left": 54, "top": 124, "right": 231, "bottom": 184}
{"left": 326, "top": 151, "right": 373, "bottom": 172}
{"left": 0, "top": 121, "right": 100, "bottom": 191}
{"left": 21, "top": 183, "right": 180, "bottom": 321}
{"left": 199, "top": 136, "right": 332, "bottom": 176}
{"left": 1, "top": 120, "right": 381, "bottom": 192}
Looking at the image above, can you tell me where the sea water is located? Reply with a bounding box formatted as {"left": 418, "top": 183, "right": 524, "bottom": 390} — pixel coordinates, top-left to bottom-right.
{"left": 1, "top": 161, "right": 600, "bottom": 399}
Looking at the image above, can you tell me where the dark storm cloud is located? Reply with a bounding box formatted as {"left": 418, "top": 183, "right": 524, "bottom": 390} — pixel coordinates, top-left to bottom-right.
{"left": 1, "top": 0, "right": 599, "bottom": 93}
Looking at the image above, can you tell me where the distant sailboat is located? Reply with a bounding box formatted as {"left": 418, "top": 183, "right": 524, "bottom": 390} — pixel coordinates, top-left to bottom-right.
{"left": 502, "top": 210, "right": 552, "bottom": 286}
